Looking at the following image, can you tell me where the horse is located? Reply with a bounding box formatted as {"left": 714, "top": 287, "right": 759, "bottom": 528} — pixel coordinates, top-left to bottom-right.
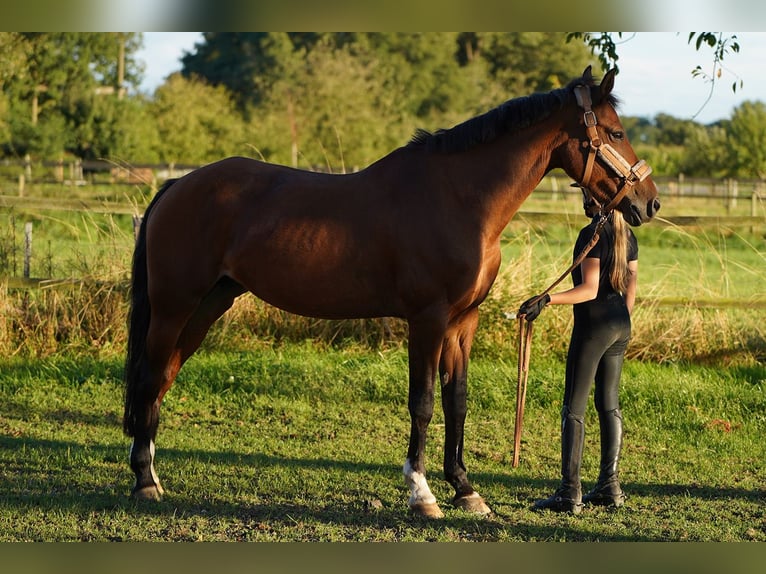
{"left": 123, "top": 66, "right": 659, "bottom": 518}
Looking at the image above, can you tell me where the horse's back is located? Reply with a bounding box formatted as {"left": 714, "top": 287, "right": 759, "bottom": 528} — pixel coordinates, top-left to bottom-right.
{"left": 144, "top": 156, "right": 408, "bottom": 318}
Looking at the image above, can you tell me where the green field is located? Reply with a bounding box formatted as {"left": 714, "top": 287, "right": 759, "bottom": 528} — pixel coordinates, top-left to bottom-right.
{"left": 0, "top": 183, "right": 765, "bottom": 541}
{"left": 0, "top": 346, "right": 764, "bottom": 542}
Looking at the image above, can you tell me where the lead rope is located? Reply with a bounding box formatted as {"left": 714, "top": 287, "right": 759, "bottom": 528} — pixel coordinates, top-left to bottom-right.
{"left": 512, "top": 316, "right": 534, "bottom": 467}
{"left": 512, "top": 213, "right": 608, "bottom": 467}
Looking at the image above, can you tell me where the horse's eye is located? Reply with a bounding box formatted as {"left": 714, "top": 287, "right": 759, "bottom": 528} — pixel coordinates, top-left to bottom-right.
{"left": 611, "top": 131, "right": 625, "bottom": 142}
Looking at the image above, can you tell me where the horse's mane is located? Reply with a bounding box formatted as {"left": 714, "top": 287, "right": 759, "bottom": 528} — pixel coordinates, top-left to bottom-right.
{"left": 408, "top": 73, "right": 619, "bottom": 153}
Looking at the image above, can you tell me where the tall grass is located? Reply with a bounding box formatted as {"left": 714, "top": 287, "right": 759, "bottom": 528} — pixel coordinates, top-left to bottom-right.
{"left": 0, "top": 204, "right": 764, "bottom": 364}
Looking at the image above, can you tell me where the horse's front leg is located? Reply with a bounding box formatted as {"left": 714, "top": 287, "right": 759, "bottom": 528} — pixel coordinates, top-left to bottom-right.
{"left": 440, "top": 308, "right": 491, "bottom": 515}
{"left": 403, "top": 313, "right": 446, "bottom": 518}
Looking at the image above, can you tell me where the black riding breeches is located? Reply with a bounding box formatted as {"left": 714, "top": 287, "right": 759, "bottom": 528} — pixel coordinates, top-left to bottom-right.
{"left": 563, "top": 296, "right": 631, "bottom": 418}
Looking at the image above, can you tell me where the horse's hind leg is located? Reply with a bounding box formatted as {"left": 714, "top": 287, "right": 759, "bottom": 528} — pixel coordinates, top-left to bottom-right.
{"left": 129, "top": 277, "right": 244, "bottom": 500}
{"left": 440, "top": 308, "right": 491, "bottom": 515}
{"left": 129, "top": 309, "right": 186, "bottom": 500}
{"left": 176, "top": 277, "right": 246, "bottom": 363}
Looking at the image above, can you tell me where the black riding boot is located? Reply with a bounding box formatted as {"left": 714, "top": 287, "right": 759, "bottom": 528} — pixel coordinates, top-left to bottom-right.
{"left": 583, "top": 408, "right": 626, "bottom": 507}
{"left": 534, "top": 408, "right": 584, "bottom": 514}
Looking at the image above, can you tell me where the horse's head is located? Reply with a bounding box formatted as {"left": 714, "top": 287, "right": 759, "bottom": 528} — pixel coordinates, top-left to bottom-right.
{"left": 558, "top": 66, "right": 660, "bottom": 226}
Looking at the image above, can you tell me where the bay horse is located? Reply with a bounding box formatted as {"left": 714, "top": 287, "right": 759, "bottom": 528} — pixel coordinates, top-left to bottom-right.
{"left": 123, "top": 66, "right": 659, "bottom": 518}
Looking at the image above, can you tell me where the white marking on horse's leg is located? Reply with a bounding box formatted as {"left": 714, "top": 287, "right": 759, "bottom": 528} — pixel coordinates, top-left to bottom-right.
{"left": 129, "top": 438, "right": 164, "bottom": 495}
{"left": 148, "top": 440, "right": 162, "bottom": 490}
{"left": 403, "top": 459, "right": 437, "bottom": 507}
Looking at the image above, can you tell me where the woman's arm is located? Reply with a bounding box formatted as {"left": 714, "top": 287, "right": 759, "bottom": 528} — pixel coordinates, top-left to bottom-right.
{"left": 548, "top": 257, "right": 600, "bottom": 306}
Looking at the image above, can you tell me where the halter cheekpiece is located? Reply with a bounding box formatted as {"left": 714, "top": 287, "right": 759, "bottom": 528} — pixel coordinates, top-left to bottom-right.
{"left": 573, "top": 84, "right": 652, "bottom": 215}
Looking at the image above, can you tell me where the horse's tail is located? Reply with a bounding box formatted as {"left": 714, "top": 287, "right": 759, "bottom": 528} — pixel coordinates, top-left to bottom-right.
{"left": 123, "top": 179, "right": 177, "bottom": 437}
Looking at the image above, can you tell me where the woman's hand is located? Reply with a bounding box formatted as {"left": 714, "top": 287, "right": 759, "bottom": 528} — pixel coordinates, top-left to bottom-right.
{"left": 518, "top": 293, "right": 551, "bottom": 321}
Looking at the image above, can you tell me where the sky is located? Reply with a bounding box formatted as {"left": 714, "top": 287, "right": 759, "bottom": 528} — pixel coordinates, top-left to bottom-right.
{"left": 134, "top": 32, "right": 766, "bottom": 125}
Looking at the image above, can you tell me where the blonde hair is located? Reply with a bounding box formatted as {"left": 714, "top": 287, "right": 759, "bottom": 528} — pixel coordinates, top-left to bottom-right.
{"left": 609, "top": 211, "right": 631, "bottom": 294}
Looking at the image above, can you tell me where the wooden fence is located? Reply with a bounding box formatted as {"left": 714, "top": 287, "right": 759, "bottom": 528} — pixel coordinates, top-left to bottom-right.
{"left": 0, "top": 156, "right": 765, "bottom": 206}
{"left": 0, "top": 157, "right": 198, "bottom": 193}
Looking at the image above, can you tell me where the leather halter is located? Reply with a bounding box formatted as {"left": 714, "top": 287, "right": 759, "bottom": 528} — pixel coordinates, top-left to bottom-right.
{"left": 573, "top": 85, "right": 653, "bottom": 214}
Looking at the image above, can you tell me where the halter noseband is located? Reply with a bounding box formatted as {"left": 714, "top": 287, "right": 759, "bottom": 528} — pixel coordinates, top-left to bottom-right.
{"left": 573, "top": 85, "right": 652, "bottom": 214}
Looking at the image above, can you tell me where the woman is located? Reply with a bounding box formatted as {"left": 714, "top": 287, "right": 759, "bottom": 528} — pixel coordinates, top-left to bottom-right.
{"left": 518, "top": 191, "right": 638, "bottom": 514}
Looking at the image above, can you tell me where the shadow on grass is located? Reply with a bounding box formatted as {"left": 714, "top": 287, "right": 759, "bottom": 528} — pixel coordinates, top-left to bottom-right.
{"left": 1, "top": 432, "right": 764, "bottom": 541}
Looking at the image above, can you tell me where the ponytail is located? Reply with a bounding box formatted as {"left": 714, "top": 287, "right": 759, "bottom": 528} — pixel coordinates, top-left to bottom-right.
{"left": 609, "top": 211, "right": 632, "bottom": 294}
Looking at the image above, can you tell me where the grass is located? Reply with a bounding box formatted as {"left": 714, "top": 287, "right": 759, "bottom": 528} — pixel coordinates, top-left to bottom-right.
{"left": 0, "top": 345, "right": 764, "bottom": 542}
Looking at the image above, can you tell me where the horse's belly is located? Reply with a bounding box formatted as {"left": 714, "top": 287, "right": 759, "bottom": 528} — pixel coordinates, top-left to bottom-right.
{"left": 232, "top": 258, "right": 399, "bottom": 320}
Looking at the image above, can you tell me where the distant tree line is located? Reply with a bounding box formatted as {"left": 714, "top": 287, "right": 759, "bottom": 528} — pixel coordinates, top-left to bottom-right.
{"left": 1, "top": 32, "right": 765, "bottom": 179}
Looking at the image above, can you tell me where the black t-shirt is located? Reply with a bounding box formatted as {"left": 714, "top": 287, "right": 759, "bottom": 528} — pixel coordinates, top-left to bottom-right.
{"left": 571, "top": 215, "right": 638, "bottom": 301}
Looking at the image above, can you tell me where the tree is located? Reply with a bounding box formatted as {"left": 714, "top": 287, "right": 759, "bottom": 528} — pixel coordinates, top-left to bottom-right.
{"left": 653, "top": 114, "right": 700, "bottom": 147}
{"left": 180, "top": 32, "right": 297, "bottom": 111}
{"left": 679, "top": 124, "right": 730, "bottom": 178}
{"left": 621, "top": 116, "right": 658, "bottom": 146}
{"left": 77, "top": 95, "right": 161, "bottom": 163}
{"left": 180, "top": 32, "right": 597, "bottom": 169}
{"left": 150, "top": 73, "right": 247, "bottom": 164}
{"left": 1, "top": 33, "right": 145, "bottom": 158}
{"left": 0, "top": 33, "right": 24, "bottom": 147}
{"left": 253, "top": 38, "right": 390, "bottom": 169}
{"left": 0, "top": 33, "right": 28, "bottom": 88}
{"left": 463, "top": 32, "right": 598, "bottom": 95}
{"left": 725, "top": 101, "right": 766, "bottom": 179}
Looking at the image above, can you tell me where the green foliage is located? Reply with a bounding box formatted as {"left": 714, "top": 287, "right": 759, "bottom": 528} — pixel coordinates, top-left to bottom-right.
{"left": 1, "top": 32, "right": 602, "bottom": 167}
{"left": 0, "top": 32, "right": 144, "bottom": 159}
{"left": 150, "top": 74, "right": 248, "bottom": 164}
{"left": 688, "top": 32, "right": 743, "bottom": 94}
{"left": 566, "top": 32, "right": 629, "bottom": 72}
{"left": 633, "top": 143, "right": 685, "bottom": 177}
{"left": 0, "top": 33, "right": 28, "bottom": 87}
{"left": 726, "top": 101, "right": 766, "bottom": 179}
{"left": 652, "top": 114, "right": 700, "bottom": 146}
{"left": 86, "top": 96, "right": 162, "bottom": 163}
{"left": 679, "top": 124, "right": 731, "bottom": 178}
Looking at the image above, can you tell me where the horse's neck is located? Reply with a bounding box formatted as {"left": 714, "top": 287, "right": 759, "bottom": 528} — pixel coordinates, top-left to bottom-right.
{"left": 465, "top": 125, "right": 559, "bottom": 242}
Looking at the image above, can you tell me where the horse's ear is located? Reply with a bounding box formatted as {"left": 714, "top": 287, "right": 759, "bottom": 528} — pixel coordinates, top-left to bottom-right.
{"left": 599, "top": 68, "right": 617, "bottom": 97}
{"left": 582, "top": 65, "right": 593, "bottom": 82}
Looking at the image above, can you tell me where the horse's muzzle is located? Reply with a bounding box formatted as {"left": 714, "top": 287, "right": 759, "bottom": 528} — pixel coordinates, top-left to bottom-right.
{"left": 627, "top": 196, "right": 660, "bottom": 226}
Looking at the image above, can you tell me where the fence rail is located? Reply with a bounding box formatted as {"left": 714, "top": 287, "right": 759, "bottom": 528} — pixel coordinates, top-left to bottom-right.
{"left": 0, "top": 157, "right": 198, "bottom": 191}
{"left": 1, "top": 193, "right": 762, "bottom": 231}
{"left": 1, "top": 157, "right": 765, "bottom": 201}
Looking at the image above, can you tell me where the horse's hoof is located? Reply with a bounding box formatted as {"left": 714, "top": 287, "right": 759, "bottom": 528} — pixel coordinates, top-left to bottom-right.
{"left": 131, "top": 483, "right": 164, "bottom": 501}
{"left": 409, "top": 501, "right": 445, "bottom": 519}
{"left": 453, "top": 493, "right": 492, "bottom": 516}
